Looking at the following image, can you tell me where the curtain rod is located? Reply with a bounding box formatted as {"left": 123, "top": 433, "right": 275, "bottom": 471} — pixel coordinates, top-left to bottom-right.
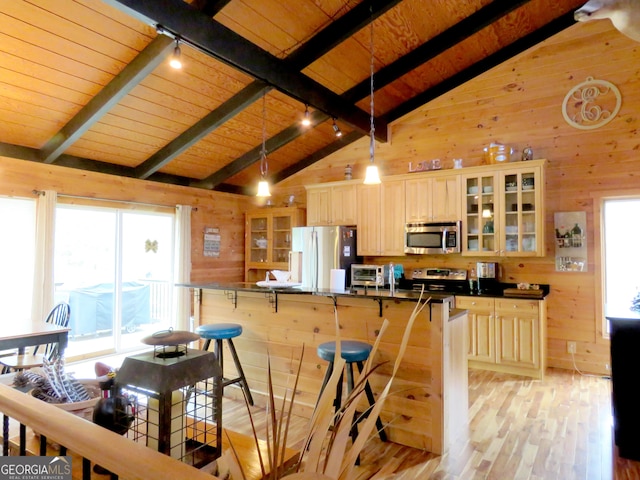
{"left": 32, "top": 190, "right": 197, "bottom": 211}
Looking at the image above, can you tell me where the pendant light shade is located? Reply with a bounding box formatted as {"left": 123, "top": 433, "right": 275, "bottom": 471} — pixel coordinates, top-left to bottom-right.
{"left": 364, "top": 164, "right": 381, "bottom": 184}
{"left": 363, "top": 14, "right": 381, "bottom": 185}
{"left": 256, "top": 179, "right": 271, "bottom": 197}
{"left": 256, "top": 93, "right": 271, "bottom": 197}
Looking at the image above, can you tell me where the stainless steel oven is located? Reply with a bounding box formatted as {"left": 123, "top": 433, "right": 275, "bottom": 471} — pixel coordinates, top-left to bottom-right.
{"left": 404, "top": 221, "right": 461, "bottom": 254}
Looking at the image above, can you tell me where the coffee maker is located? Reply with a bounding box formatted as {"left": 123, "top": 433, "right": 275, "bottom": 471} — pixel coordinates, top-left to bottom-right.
{"left": 476, "top": 262, "right": 499, "bottom": 294}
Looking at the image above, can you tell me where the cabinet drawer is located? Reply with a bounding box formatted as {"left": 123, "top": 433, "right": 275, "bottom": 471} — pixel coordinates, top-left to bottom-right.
{"left": 456, "top": 296, "right": 494, "bottom": 311}
{"left": 495, "top": 299, "right": 539, "bottom": 314}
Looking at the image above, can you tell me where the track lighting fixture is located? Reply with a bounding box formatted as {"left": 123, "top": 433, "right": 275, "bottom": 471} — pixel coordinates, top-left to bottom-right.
{"left": 169, "top": 38, "right": 182, "bottom": 69}
{"left": 301, "top": 105, "right": 311, "bottom": 127}
{"left": 256, "top": 94, "right": 271, "bottom": 197}
{"left": 332, "top": 118, "right": 342, "bottom": 137}
{"left": 363, "top": 13, "right": 381, "bottom": 185}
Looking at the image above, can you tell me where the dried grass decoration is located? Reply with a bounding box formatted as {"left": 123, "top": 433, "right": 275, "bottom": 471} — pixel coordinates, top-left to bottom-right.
{"left": 13, "top": 356, "right": 101, "bottom": 420}
{"left": 218, "top": 289, "right": 431, "bottom": 480}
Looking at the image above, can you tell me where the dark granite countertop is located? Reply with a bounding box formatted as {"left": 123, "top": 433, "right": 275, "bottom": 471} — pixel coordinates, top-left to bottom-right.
{"left": 179, "top": 282, "right": 455, "bottom": 303}
{"left": 180, "top": 281, "right": 549, "bottom": 302}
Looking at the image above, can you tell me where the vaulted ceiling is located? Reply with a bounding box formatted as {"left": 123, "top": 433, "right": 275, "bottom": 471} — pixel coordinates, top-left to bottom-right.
{"left": 0, "top": 0, "right": 585, "bottom": 195}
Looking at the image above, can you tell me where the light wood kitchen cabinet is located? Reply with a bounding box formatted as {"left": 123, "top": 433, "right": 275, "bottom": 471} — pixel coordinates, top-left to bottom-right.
{"left": 458, "top": 296, "right": 495, "bottom": 364}
{"left": 405, "top": 173, "right": 461, "bottom": 223}
{"left": 305, "top": 182, "right": 357, "bottom": 226}
{"left": 245, "top": 207, "right": 305, "bottom": 282}
{"left": 495, "top": 299, "right": 541, "bottom": 369}
{"left": 456, "top": 295, "right": 547, "bottom": 379}
{"left": 462, "top": 159, "right": 545, "bottom": 257}
{"left": 356, "top": 179, "right": 405, "bottom": 256}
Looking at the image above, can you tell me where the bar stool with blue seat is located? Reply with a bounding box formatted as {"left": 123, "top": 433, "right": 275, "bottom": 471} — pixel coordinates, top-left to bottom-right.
{"left": 196, "top": 323, "right": 254, "bottom": 405}
{"left": 317, "top": 340, "right": 387, "bottom": 444}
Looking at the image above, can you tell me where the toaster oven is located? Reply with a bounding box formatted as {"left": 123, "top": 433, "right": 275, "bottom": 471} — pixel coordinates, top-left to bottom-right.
{"left": 351, "top": 264, "right": 384, "bottom": 287}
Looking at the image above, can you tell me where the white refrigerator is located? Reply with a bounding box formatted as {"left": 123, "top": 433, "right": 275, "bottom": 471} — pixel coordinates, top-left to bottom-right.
{"left": 291, "top": 226, "right": 360, "bottom": 290}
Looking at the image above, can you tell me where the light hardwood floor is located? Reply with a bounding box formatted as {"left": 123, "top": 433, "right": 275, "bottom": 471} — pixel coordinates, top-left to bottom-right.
{"left": 220, "top": 367, "right": 640, "bottom": 480}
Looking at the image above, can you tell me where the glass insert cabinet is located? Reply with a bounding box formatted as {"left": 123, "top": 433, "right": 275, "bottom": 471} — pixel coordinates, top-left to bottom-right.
{"left": 245, "top": 207, "right": 306, "bottom": 282}
{"left": 462, "top": 160, "right": 545, "bottom": 256}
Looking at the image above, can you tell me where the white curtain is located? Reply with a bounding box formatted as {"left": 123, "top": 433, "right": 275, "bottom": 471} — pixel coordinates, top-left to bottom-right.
{"left": 174, "top": 205, "right": 192, "bottom": 331}
{"left": 31, "top": 190, "right": 57, "bottom": 325}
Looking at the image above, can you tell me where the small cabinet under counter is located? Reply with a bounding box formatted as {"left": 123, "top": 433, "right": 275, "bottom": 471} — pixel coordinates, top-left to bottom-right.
{"left": 456, "top": 295, "right": 547, "bottom": 379}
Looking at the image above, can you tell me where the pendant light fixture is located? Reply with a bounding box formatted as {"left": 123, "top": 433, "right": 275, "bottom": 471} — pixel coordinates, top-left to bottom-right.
{"left": 169, "top": 38, "right": 182, "bottom": 69}
{"left": 256, "top": 93, "right": 271, "bottom": 197}
{"left": 363, "top": 14, "right": 381, "bottom": 185}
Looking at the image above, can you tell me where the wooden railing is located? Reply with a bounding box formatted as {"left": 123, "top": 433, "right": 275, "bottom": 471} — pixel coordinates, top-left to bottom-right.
{"left": 0, "top": 384, "right": 218, "bottom": 480}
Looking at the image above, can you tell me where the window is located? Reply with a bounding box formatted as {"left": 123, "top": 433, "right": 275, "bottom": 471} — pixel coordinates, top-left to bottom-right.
{"left": 54, "top": 204, "right": 175, "bottom": 360}
{"left": 0, "top": 197, "right": 35, "bottom": 322}
{"left": 602, "top": 197, "right": 640, "bottom": 334}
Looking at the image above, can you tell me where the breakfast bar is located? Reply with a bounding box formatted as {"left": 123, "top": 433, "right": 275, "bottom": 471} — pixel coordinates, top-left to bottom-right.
{"left": 187, "top": 283, "right": 468, "bottom": 454}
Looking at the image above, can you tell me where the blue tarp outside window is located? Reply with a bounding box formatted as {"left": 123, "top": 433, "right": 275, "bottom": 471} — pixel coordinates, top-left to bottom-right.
{"left": 68, "top": 281, "right": 151, "bottom": 336}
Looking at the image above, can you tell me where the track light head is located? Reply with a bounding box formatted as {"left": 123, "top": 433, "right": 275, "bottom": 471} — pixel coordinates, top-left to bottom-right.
{"left": 301, "top": 105, "right": 311, "bottom": 127}
{"left": 332, "top": 118, "right": 342, "bottom": 137}
{"left": 169, "top": 39, "right": 182, "bottom": 69}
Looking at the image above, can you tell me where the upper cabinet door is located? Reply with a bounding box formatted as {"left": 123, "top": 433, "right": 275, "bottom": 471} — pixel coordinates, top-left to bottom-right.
{"left": 498, "top": 165, "right": 544, "bottom": 257}
{"left": 405, "top": 174, "right": 460, "bottom": 223}
{"left": 306, "top": 186, "right": 331, "bottom": 226}
{"left": 356, "top": 183, "right": 382, "bottom": 255}
{"left": 306, "top": 183, "right": 357, "bottom": 226}
{"left": 380, "top": 180, "right": 406, "bottom": 256}
{"left": 462, "top": 160, "right": 545, "bottom": 257}
{"left": 431, "top": 174, "right": 461, "bottom": 221}
{"left": 405, "top": 177, "right": 430, "bottom": 223}
{"left": 330, "top": 184, "right": 357, "bottom": 225}
{"left": 463, "top": 173, "right": 498, "bottom": 256}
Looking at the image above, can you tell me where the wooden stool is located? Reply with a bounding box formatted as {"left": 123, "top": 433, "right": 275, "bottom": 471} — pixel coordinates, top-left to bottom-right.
{"left": 317, "top": 340, "right": 387, "bottom": 444}
{"left": 196, "top": 323, "right": 254, "bottom": 405}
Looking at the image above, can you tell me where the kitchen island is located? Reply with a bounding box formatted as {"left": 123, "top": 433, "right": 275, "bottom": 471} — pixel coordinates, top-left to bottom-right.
{"left": 187, "top": 283, "right": 468, "bottom": 454}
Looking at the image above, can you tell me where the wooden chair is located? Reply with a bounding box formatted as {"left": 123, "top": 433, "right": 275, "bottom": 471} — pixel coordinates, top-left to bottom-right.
{"left": 0, "top": 303, "right": 71, "bottom": 373}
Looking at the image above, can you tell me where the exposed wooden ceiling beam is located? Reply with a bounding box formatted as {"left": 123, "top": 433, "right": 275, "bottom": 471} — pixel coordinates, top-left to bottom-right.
{"left": 191, "top": 0, "right": 232, "bottom": 16}
{"left": 285, "top": 0, "right": 402, "bottom": 70}
{"left": 103, "top": 0, "right": 386, "bottom": 140}
{"left": 192, "top": 110, "right": 331, "bottom": 189}
{"left": 382, "top": 11, "right": 578, "bottom": 124}
{"left": 39, "top": 35, "right": 175, "bottom": 165}
{"left": 271, "top": 7, "right": 577, "bottom": 188}
{"left": 271, "top": 131, "right": 365, "bottom": 184}
{"left": 0, "top": 142, "right": 193, "bottom": 186}
{"left": 342, "top": 0, "right": 533, "bottom": 102}
{"left": 134, "top": 81, "right": 270, "bottom": 179}
{"left": 137, "top": 0, "right": 400, "bottom": 184}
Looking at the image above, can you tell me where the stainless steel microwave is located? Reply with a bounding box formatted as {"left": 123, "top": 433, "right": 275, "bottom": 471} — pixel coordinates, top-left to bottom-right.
{"left": 405, "top": 221, "right": 461, "bottom": 254}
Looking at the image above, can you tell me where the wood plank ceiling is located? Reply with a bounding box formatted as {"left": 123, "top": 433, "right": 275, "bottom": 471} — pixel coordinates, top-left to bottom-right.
{"left": 0, "top": 0, "right": 586, "bottom": 195}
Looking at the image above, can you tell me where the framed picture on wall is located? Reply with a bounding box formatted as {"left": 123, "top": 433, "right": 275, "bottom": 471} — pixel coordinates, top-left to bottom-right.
{"left": 554, "top": 212, "right": 587, "bottom": 272}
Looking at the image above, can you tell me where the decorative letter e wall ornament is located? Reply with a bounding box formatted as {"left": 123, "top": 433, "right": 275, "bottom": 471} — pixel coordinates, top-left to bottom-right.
{"left": 562, "top": 76, "right": 621, "bottom": 130}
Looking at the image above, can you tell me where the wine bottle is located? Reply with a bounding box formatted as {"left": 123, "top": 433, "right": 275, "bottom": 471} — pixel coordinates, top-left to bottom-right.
{"left": 571, "top": 223, "right": 583, "bottom": 247}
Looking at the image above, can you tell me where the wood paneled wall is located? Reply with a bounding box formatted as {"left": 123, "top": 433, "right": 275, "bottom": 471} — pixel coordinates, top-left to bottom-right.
{"left": 273, "top": 21, "right": 640, "bottom": 375}
{"left": 0, "top": 156, "right": 250, "bottom": 283}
